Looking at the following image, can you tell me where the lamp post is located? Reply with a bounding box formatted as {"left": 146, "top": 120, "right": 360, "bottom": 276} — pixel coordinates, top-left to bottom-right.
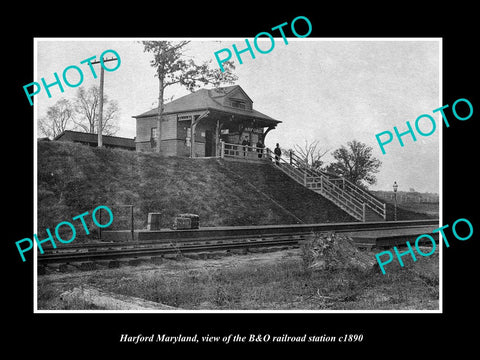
{"left": 393, "top": 181, "right": 398, "bottom": 221}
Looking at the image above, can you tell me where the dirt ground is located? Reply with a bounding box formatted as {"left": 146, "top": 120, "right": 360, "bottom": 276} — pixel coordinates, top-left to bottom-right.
{"left": 37, "top": 245, "right": 440, "bottom": 311}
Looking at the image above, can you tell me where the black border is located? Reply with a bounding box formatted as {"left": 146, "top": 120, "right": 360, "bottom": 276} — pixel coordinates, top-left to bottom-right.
{"left": 6, "top": 6, "right": 478, "bottom": 354}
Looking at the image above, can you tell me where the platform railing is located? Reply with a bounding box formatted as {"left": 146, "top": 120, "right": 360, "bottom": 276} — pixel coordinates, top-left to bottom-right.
{"left": 221, "top": 141, "right": 267, "bottom": 160}
{"left": 219, "top": 142, "right": 386, "bottom": 221}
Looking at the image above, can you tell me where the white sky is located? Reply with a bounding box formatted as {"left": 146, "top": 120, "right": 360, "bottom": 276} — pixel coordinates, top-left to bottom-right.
{"left": 35, "top": 38, "right": 440, "bottom": 193}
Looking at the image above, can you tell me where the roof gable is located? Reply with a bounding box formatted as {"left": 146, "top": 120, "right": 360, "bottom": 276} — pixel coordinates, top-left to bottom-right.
{"left": 209, "top": 85, "right": 253, "bottom": 104}
{"left": 133, "top": 85, "right": 280, "bottom": 124}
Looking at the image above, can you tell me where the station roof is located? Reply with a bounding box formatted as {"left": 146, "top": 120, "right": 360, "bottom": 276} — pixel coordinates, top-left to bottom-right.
{"left": 133, "top": 85, "right": 281, "bottom": 126}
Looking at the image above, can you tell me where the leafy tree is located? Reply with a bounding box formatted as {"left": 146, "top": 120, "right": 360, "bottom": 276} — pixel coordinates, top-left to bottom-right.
{"left": 38, "top": 98, "right": 74, "bottom": 138}
{"left": 73, "top": 85, "right": 119, "bottom": 135}
{"left": 141, "top": 41, "right": 237, "bottom": 153}
{"left": 325, "top": 140, "right": 381, "bottom": 188}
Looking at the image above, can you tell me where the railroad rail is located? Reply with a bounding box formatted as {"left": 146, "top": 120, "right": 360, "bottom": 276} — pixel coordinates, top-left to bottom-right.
{"left": 37, "top": 219, "right": 438, "bottom": 270}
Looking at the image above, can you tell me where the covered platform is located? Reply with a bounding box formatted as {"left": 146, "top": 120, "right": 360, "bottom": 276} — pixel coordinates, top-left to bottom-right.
{"left": 133, "top": 85, "right": 281, "bottom": 157}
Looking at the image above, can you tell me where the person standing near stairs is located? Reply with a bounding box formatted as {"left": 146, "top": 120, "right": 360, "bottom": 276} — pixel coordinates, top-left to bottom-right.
{"left": 274, "top": 143, "right": 282, "bottom": 165}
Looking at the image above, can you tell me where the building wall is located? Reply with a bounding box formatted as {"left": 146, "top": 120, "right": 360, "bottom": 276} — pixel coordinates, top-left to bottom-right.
{"left": 136, "top": 139, "right": 205, "bottom": 157}
{"left": 162, "top": 114, "right": 177, "bottom": 139}
{"left": 135, "top": 112, "right": 226, "bottom": 157}
{"left": 136, "top": 116, "right": 156, "bottom": 143}
{"left": 135, "top": 114, "right": 177, "bottom": 143}
{"left": 136, "top": 141, "right": 151, "bottom": 152}
{"left": 135, "top": 113, "right": 179, "bottom": 153}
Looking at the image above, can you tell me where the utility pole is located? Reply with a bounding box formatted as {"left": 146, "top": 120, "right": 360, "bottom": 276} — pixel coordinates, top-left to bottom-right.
{"left": 90, "top": 57, "right": 118, "bottom": 147}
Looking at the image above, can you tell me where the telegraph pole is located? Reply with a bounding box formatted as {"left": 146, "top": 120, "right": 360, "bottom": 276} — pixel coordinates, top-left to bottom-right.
{"left": 90, "top": 57, "right": 118, "bottom": 147}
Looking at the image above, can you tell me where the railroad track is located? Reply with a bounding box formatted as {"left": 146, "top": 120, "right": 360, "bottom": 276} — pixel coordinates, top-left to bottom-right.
{"left": 38, "top": 233, "right": 307, "bottom": 264}
{"left": 37, "top": 220, "right": 438, "bottom": 272}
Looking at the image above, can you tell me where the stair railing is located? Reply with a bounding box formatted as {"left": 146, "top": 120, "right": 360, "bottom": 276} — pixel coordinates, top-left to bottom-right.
{"left": 264, "top": 148, "right": 366, "bottom": 221}
{"left": 286, "top": 150, "right": 386, "bottom": 220}
{"left": 220, "top": 143, "right": 386, "bottom": 221}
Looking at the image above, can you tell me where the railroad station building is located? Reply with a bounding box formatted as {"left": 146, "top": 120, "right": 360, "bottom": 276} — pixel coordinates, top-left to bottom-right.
{"left": 132, "top": 85, "right": 281, "bottom": 157}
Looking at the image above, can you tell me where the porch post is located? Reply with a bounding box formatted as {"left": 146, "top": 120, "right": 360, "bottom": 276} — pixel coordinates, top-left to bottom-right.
{"left": 190, "top": 110, "right": 210, "bottom": 158}
{"left": 190, "top": 122, "right": 196, "bottom": 158}
{"left": 215, "top": 119, "right": 220, "bottom": 157}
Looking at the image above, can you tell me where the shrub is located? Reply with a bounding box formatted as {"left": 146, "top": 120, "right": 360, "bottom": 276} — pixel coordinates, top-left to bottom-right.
{"left": 300, "top": 232, "right": 374, "bottom": 272}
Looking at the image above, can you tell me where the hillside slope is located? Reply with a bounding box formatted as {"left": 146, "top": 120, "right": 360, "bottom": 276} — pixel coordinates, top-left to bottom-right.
{"left": 37, "top": 141, "right": 429, "bottom": 237}
{"left": 219, "top": 160, "right": 356, "bottom": 223}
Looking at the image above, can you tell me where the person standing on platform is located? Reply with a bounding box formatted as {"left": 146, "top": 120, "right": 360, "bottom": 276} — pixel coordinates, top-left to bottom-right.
{"left": 256, "top": 139, "right": 265, "bottom": 158}
{"left": 242, "top": 136, "right": 249, "bottom": 157}
{"left": 274, "top": 143, "right": 282, "bottom": 165}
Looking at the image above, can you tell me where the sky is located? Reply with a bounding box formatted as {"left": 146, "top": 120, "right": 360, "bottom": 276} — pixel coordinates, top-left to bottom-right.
{"left": 35, "top": 38, "right": 440, "bottom": 193}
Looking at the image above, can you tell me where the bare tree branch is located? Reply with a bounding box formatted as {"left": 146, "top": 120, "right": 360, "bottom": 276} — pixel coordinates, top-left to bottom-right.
{"left": 38, "top": 98, "right": 74, "bottom": 138}
{"left": 73, "top": 86, "right": 120, "bottom": 136}
{"left": 294, "top": 139, "right": 330, "bottom": 171}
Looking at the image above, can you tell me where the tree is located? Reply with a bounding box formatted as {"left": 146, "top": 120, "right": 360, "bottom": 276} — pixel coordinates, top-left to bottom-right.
{"left": 141, "top": 41, "right": 237, "bottom": 153}
{"left": 293, "top": 139, "right": 329, "bottom": 171}
{"left": 38, "top": 98, "right": 74, "bottom": 138}
{"left": 325, "top": 140, "right": 381, "bottom": 188}
{"left": 73, "top": 86, "right": 119, "bottom": 135}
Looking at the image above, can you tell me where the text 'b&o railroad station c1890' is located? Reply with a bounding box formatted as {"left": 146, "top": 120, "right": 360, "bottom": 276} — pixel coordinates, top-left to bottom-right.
{"left": 132, "top": 85, "right": 280, "bottom": 157}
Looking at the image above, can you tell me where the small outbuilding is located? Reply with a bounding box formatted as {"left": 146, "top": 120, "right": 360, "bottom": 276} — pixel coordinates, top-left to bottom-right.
{"left": 53, "top": 130, "right": 136, "bottom": 151}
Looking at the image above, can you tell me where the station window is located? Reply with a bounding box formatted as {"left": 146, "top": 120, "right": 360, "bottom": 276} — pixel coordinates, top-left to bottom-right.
{"left": 230, "top": 99, "right": 246, "bottom": 110}
{"left": 150, "top": 127, "right": 158, "bottom": 149}
{"left": 151, "top": 127, "right": 158, "bottom": 139}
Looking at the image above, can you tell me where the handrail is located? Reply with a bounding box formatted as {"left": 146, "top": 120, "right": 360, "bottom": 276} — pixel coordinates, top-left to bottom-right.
{"left": 220, "top": 143, "right": 386, "bottom": 221}
{"left": 329, "top": 177, "right": 384, "bottom": 208}
{"left": 286, "top": 149, "right": 385, "bottom": 219}
{"left": 265, "top": 150, "right": 365, "bottom": 220}
{"left": 328, "top": 179, "right": 384, "bottom": 212}
{"left": 305, "top": 176, "right": 364, "bottom": 218}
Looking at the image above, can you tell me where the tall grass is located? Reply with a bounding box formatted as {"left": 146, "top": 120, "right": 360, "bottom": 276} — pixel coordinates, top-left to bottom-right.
{"left": 37, "top": 141, "right": 294, "bottom": 237}
{"left": 97, "top": 250, "right": 438, "bottom": 310}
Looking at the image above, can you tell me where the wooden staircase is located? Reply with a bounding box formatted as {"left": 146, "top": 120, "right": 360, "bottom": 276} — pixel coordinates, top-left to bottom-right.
{"left": 265, "top": 148, "right": 386, "bottom": 222}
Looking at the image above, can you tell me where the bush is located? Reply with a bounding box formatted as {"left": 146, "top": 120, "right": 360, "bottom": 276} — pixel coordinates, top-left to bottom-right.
{"left": 300, "top": 232, "right": 374, "bottom": 272}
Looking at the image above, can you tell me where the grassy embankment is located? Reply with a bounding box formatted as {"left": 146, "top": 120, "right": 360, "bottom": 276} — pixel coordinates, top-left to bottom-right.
{"left": 38, "top": 141, "right": 296, "bottom": 236}
{"left": 38, "top": 141, "right": 430, "bottom": 240}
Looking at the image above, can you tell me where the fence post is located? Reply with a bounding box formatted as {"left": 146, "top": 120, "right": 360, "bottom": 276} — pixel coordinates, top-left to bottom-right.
{"left": 362, "top": 203, "right": 366, "bottom": 222}
{"left": 304, "top": 172, "right": 307, "bottom": 186}
{"left": 220, "top": 141, "right": 225, "bottom": 158}
{"left": 98, "top": 207, "right": 102, "bottom": 239}
{"left": 130, "top": 205, "right": 134, "bottom": 241}
{"left": 320, "top": 176, "right": 323, "bottom": 192}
